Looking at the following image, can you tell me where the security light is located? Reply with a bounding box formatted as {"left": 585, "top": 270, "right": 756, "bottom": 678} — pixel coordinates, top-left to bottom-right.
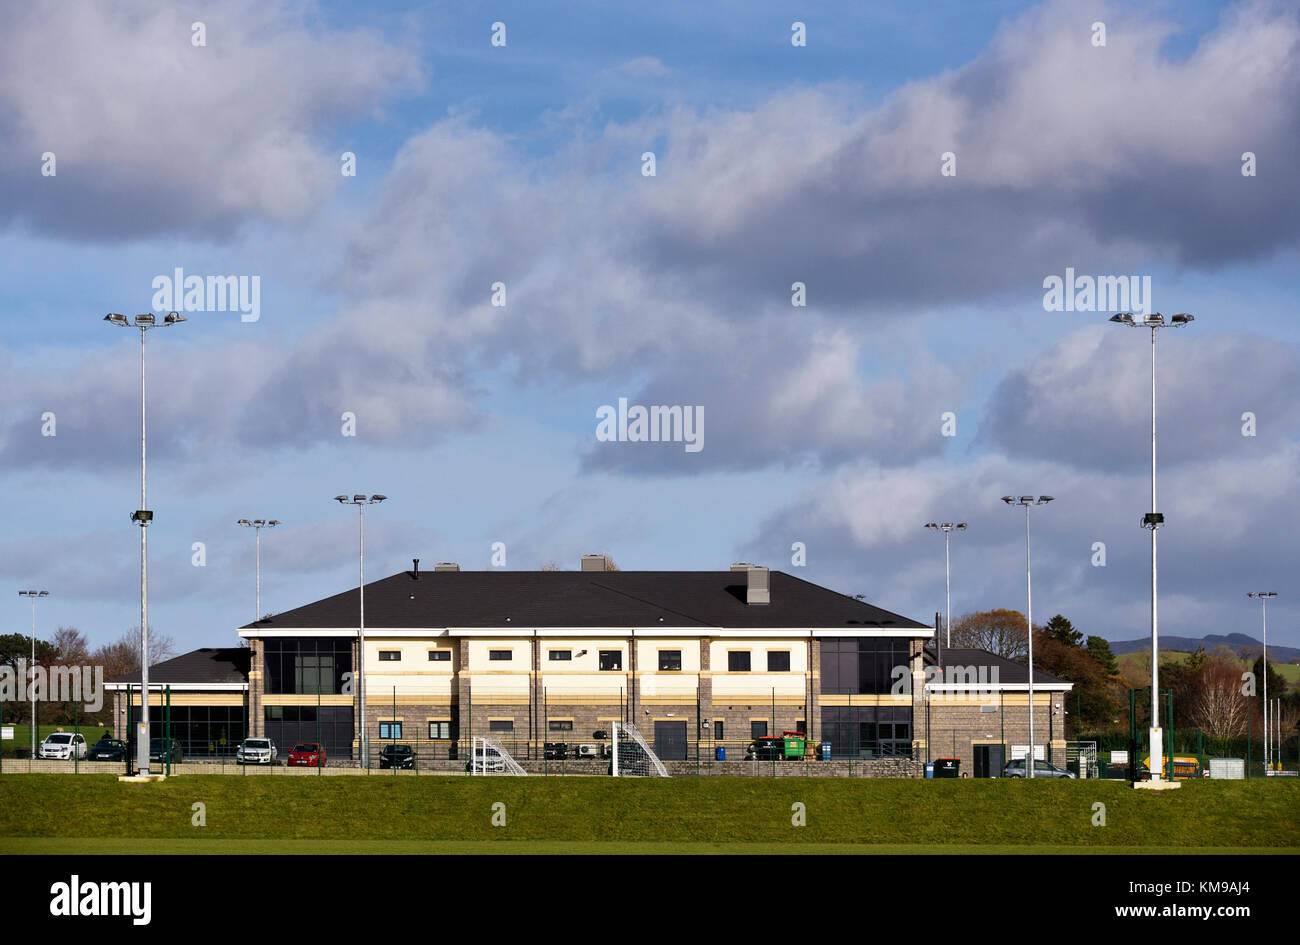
{"left": 104, "top": 313, "right": 128, "bottom": 326}
{"left": 133, "top": 314, "right": 156, "bottom": 326}
{"left": 163, "top": 311, "right": 186, "bottom": 324}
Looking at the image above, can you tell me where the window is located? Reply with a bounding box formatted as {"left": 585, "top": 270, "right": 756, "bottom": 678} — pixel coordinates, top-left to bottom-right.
{"left": 819, "top": 638, "right": 912, "bottom": 694}
{"left": 378, "top": 650, "right": 401, "bottom": 662}
{"left": 428, "top": 650, "right": 451, "bottom": 662}
{"left": 548, "top": 650, "right": 572, "bottom": 661}
{"left": 489, "top": 650, "right": 512, "bottom": 661}
{"left": 767, "top": 651, "right": 791, "bottom": 672}
{"left": 428, "top": 721, "right": 452, "bottom": 739}
{"left": 264, "top": 637, "right": 353, "bottom": 695}
{"left": 548, "top": 720, "right": 574, "bottom": 732}
{"left": 379, "top": 722, "right": 402, "bottom": 739}
{"left": 599, "top": 650, "right": 622, "bottom": 671}
{"left": 713, "top": 721, "right": 724, "bottom": 741}
{"left": 489, "top": 719, "right": 514, "bottom": 733}
{"left": 751, "top": 720, "right": 768, "bottom": 738}
{"left": 658, "top": 650, "right": 682, "bottom": 671}
{"left": 728, "top": 651, "right": 751, "bottom": 672}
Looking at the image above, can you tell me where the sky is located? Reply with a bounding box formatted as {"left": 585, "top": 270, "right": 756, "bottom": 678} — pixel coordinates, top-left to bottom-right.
{"left": 1, "top": 0, "right": 1297, "bottom": 656}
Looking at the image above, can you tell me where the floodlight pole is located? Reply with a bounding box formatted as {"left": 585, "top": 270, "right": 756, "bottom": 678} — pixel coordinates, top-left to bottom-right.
{"left": 1249, "top": 592, "right": 1277, "bottom": 773}
{"left": 1111, "top": 312, "right": 1192, "bottom": 783}
{"left": 237, "top": 519, "right": 280, "bottom": 622}
{"left": 1002, "top": 497, "right": 1051, "bottom": 777}
{"left": 925, "top": 523, "right": 967, "bottom": 648}
{"left": 335, "top": 495, "right": 385, "bottom": 767}
{"left": 18, "top": 591, "right": 49, "bottom": 756}
{"left": 104, "top": 312, "right": 186, "bottom": 775}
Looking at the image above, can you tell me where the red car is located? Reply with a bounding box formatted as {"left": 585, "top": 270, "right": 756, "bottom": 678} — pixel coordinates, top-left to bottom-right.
{"left": 287, "top": 742, "right": 327, "bottom": 767}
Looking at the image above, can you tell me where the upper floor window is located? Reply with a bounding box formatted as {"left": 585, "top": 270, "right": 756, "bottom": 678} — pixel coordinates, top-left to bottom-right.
{"left": 428, "top": 650, "right": 451, "bottom": 662}
{"left": 489, "top": 650, "right": 513, "bottom": 661}
{"left": 658, "top": 650, "right": 682, "bottom": 671}
{"left": 599, "top": 650, "right": 623, "bottom": 671}
{"left": 549, "top": 650, "right": 572, "bottom": 661}
{"left": 766, "top": 651, "right": 791, "bottom": 672}
{"left": 728, "top": 651, "right": 751, "bottom": 672}
{"left": 378, "top": 650, "right": 401, "bottom": 662}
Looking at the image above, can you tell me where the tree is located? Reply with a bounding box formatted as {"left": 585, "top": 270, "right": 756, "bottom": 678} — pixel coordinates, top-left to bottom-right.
{"left": 1085, "top": 636, "right": 1119, "bottom": 675}
{"left": 1248, "top": 655, "right": 1287, "bottom": 698}
{"left": 949, "top": 609, "right": 1032, "bottom": 661}
{"left": 1188, "top": 656, "right": 1249, "bottom": 740}
{"left": 1034, "top": 630, "right": 1120, "bottom": 731}
{"left": 91, "top": 628, "right": 177, "bottom": 680}
{"left": 1043, "top": 614, "right": 1083, "bottom": 648}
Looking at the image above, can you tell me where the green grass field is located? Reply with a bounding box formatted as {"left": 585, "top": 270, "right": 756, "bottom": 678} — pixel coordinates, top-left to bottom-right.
{"left": 1, "top": 774, "right": 1296, "bottom": 854}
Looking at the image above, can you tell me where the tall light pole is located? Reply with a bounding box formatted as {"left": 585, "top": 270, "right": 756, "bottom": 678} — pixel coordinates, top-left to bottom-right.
{"left": 335, "top": 494, "right": 386, "bottom": 767}
{"left": 1110, "top": 311, "right": 1193, "bottom": 783}
{"left": 1248, "top": 592, "right": 1277, "bottom": 774}
{"left": 17, "top": 590, "right": 49, "bottom": 757}
{"left": 104, "top": 311, "right": 186, "bottom": 775}
{"left": 236, "top": 519, "right": 281, "bottom": 622}
{"left": 1002, "top": 496, "right": 1053, "bottom": 778}
{"left": 924, "top": 522, "right": 967, "bottom": 648}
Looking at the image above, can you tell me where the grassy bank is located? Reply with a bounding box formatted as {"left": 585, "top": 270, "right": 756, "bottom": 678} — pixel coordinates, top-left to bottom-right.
{"left": 1, "top": 774, "right": 1296, "bottom": 851}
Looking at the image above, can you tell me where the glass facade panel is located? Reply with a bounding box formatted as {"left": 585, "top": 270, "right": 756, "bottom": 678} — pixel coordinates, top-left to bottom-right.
{"left": 819, "top": 706, "right": 913, "bottom": 759}
{"left": 264, "top": 638, "right": 353, "bottom": 695}
{"left": 819, "top": 638, "right": 912, "bottom": 695}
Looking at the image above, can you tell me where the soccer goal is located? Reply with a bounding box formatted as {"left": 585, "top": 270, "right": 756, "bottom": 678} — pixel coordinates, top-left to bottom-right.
{"left": 469, "top": 736, "right": 527, "bottom": 775}
{"left": 611, "top": 721, "right": 670, "bottom": 777}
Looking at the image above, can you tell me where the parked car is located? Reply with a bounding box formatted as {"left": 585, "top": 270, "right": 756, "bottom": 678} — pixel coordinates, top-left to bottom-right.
{"left": 88, "top": 737, "right": 127, "bottom": 762}
{"left": 287, "top": 742, "right": 327, "bottom": 767}
{"left": 465, "top": 746, "right": 506, "bottom": 772}
{"left": 1002, "top": 758, "right": 1076, "bottom": 779}
{"left": 38, "top": 732, "right": 88, "bottom": 760}
{"left": 236, "top": 737, "right": 278, "bottom": 765}
{"left": 149, "top": 737, "right": 183, "bottom": 765}
{"left": 379, "top": 744, "right": 416, "bottom": 769}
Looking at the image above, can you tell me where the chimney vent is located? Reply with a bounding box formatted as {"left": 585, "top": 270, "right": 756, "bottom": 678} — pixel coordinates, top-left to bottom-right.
{"left": 580, "top": 554, "right": 608, "bottom": 572}
{"left": 730, "top": 562, "right": 752, "bottom": 572}
{"left": 745, "top": 565, "right": 770, "bottom": 605}
{"left": 433, "top": 562, "right": 460, "bottom": 572}
{"left": 412, "top": 558, "right": 420, "bottom": 578}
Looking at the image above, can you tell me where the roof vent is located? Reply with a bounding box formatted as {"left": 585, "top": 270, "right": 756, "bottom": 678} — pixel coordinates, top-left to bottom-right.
{"left": 580, "top": 554, "right": 608, "bottom": 572}
{"left": 730, "top": 562, "right": 752, "bottom": 572}
{"left": 412, "top": 558, "right": 420, "bottom": 578}
{"left": 745, "top": 565, "right": 770, "bottom": 605}
{"left": 433, "top": 562, "right": 460, "bottom": 572}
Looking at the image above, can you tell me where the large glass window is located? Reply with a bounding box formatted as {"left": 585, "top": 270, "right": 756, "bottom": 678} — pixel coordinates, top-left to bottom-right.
{"left": 819, "top": 638, "right": 912, "bottom": 694}
{"left": 819, "top": 706, "right": 913, "bottom": 759}
{"left": 264, "top": 638, "right": 353, "bottom": 695}
{"left": 263, "top": 705, "right": 355, "bottom": 760}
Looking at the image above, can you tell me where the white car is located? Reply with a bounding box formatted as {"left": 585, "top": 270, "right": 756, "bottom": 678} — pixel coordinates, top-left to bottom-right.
{"left": 236, "top": 737, "right": 278, "bottom": 765}
{"left": 39, "top": 732, "right": 88, "bottom": 760}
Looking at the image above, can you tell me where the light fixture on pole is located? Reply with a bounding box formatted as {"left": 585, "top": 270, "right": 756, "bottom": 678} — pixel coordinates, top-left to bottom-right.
{"left": 17, "top": 590, "right": 49, "bottom": 758}
{"left": 1001, "top": 495, "right": 1053, "bottom": 778}
{"left": 104, "top": 311, "right": 186, "bottom": 775}
{"left": 924, "top": 522, "right": 967, "bottom": 648}
{"left": 1110, "top": 311, "right": 1192, "bottom": 783}
{"left": 1247, "top": 592, "right": 1277, "bottom": 774}
{"left": 335, "top": 494, "right": 386, "bottom": 768}
{"left": 236, "top": 519, "right": 281, "bottom": 623}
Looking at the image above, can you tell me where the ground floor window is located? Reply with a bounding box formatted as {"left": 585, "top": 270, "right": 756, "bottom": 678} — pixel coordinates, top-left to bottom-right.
{"left": 379, "top": 721, "right": 403, "bottom": 739}
{"left": 145, "top": 704, "right": 247, "bottom": 759}
{"left": 489, "top": 719, "right": 514, "bottom": 733}
{"left": 263, "top": 705, "right": 355, "bottom": 760}
{"left": 750, "top": 720, "right": 768, "bottom": 738}
{"left": 428, "top": 721, "right": 452, "bottom": 739}
{"left": 820, "top": 706, "right": 912, "bottom": 759}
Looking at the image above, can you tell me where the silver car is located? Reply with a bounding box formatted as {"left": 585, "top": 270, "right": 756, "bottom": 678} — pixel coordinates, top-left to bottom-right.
{"left": 1002, "top": 758, "right": 1076, "bottom": 779}
{"left": 39, "top": 732, "right": 88, "bottom": 760}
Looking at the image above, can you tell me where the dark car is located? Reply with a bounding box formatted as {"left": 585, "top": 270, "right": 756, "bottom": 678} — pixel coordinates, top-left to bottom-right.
{"left": 88, "top": 737, "right": 126, "bottom": 762}
{"left": 287, "top": 742, "right": 327, "bottom": 767}
{"left": 148, "top": 737, "right": 183, "bottom": 765}
{"left": 378, "top": 744, "right": 416, "bottom": 769}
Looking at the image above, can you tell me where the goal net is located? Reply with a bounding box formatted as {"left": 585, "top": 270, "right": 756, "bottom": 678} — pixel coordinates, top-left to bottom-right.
{"left": 611, "top": 721, "right": 670, "bottom": 777}
{"left": 470, "top": 736, "right": 527, "bottom": 775}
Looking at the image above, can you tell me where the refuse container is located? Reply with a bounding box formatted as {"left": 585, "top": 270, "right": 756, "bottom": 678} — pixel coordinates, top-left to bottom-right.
{"left": 715, "top": 746, "right": 726, "bottom": 761}
{"left": 934, "top": 757, "right": 961, "bottom": 778}
{"left": 819, "top": 742, "right": 831, "bottom": 761}
{"left": 924, "top": 762, "right": 935, "bottom": 779}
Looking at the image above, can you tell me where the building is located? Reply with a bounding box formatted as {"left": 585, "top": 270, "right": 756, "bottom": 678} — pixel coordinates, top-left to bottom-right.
{"left": 105, "top": 557, "right": 1073, "bottom": 775}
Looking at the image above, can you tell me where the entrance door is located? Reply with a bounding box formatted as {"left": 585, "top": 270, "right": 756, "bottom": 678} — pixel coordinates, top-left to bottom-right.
{"left": 974, "top": 744, "right": 1004, "bottom": 778}
{"left": 654, "top": 721, "right": 688, "bottom": 761}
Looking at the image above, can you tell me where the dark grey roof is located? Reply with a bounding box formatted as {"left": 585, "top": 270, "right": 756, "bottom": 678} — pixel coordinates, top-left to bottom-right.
{"left": 929, "top": 647, "right": 1071, "bottom": 686}
{"left": 106, "top": 647, "right": 250, "bottom": 686}
{"left": 242, "top": 570, "right": 930, "bottom": 632}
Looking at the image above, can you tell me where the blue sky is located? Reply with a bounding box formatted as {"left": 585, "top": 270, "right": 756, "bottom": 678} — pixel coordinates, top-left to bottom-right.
{"left": 2, "top": 0, "right": 1298, "bottom": 655}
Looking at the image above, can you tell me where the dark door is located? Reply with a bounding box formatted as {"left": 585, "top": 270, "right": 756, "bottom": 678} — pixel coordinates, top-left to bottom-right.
{"left": 654, "top": 721, "right": 688, "bottom": 761}
{"left": 974, "top": 744, "right": 1004, "bottom": 778}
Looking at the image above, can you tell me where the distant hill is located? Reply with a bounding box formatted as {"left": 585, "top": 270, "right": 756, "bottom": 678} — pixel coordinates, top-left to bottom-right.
{"left": 1109, "top": 633, "right": 1300, "bottom": 663}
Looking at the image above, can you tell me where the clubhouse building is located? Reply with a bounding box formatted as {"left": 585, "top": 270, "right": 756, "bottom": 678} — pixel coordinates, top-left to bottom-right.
{"left": 109, "top": 557, "right": 1073, "bottom": 775}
